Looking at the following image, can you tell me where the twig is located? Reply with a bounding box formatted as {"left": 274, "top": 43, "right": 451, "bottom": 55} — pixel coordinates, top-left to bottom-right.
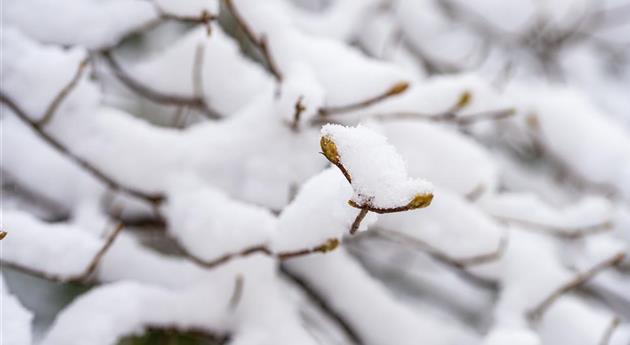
{"left": 290, "top": 96, "right": 306, "bottom": 131}
{"left": 192, "top": 43, "right": 206, "bottom": 100}
{"left": 318, "top": 82, "right": 410, "bottom": 116}
{"left": 350, "top": 209, "right": 369, "bottom": 234}
{"left": 1, "top": 222, "right": 125, "bottom": 284}
{"left": 376, "top": 107, "right": 515, "bottom": 125}
{"left": 528, "top": 251, "right": 626, "bottom": 320}
{"left": 599, "top": 316, "right": 621, "bottom": 345}
{"left": 38, "top": 58, "right": 90, "bottom": 126}
{"left": 178, "top": 238, "right": 341, "bottom": 269}
{"left": 228, "top": 274, "right": 245, "bottom": 310}
{"left": 359, "top": 229, "right": 500, "bottom": 290}
{"left": 0, "top": 92, "right": 165, "bottom": 205}
{"left": 101, "top": 50, "right": 219, "bottom": 119}
{"left": 496, "top": 216, "right": 613, "bottom": 240}
{"left": 224, "top": 0, "right": 283, "bottom": 81}
{"left": 377, "top": 228, "right": 508, "bottom": 269}
{"left": 280, "top": 264, "right": 364, "bottom": 345}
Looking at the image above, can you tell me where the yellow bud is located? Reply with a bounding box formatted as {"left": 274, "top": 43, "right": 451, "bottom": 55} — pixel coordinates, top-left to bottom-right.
{"left": 455, "top": 90, "right": 472, "bottom": 109}
{"left": 388, "top": 81, "right": 410, "bottom": 96}
{"left": 320, "top": 136, "right": 340, "bottom": 164}
{"left": 407, "top": 193, "right": 433, "bottom": 210}
{"left": 316, "top": 238, "right": 340, "bottom": 253}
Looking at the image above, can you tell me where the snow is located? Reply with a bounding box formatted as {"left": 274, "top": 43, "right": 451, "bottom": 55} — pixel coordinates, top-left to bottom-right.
{"left": 3, "top": 0, "right": 159, "bottom": 49}
{"left": 162, "top": 176, "right": 277, "bottom": 261}
{"left": 321, "top": 124, "right": 434, "bottom": 210}
{"left": 1, "top": 275, "right": 33, "bottom": 345}
{"left": 272, "top": 168, "right": 377, "bottom": 252}
{"left": 3, "top": 0, "right": 630, "bottom": 343}
{"left": 155, "top": 0, "right": 219, "bottom": 17}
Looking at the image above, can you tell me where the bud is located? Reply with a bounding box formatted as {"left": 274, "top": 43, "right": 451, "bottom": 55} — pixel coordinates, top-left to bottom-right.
{"left": 455, "top": 90, "right": 472, "bottom": 109}
{"left": 315, "top": 238, "right": 340, "bottom": 253}
{"left": 0, "top": 231, "right": 6, "bottom": 240}
{"left": 387, "top": 81, "right": 410, "bottom": 96}
{"left": 406, "top": 193, "right": 433, "bottom": 210}
{"left": 320, "top": 136, "right": 340, "bottom": 164}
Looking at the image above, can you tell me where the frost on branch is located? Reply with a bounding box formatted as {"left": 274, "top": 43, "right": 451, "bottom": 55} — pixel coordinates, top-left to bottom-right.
{"left": 320, "top": 124, "right": 434, "bottom": 212}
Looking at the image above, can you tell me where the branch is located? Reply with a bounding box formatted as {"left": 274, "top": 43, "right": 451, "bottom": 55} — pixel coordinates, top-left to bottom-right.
{"left": 350, "top": 209, "right": 369, "bottom": 235}
{"left": 376, "top": 228, "right": 507, "bottom": 269}
{"left": 0, "top": 92, "right": 165, "bottom": 205}
{"left": 101, "top": 50, "right": 219, "bottom": 119}
{"left": 1, "top": 223, "right": 125, "bottom": 285}
{"left": 224, "top": 0, "right": 283, "bottom": 81}
{"left": 600, "top": 316, "right": 621, "bottom": 345}
{"left": 280, "top": 264, "right": 364, "bottom": 345}
{"left": 38, "top": 58, "right": 90, "bottom": 126}
{"left": 289, "top": 96, "right": 306, "bottom": 131}
{"left": 496, "top": 216, "right": 613, "bottom": 240}
{"left": 318, "top": 82, "right": 410, "bottom": 116}
{"left": 528, "top": 251, "right": 626, "bottom": 320}
{"left": 228, "top": 274, "right": 245, "bottom": 310}
{"left": 358, "top": 229, "right": 500, "bottom": 290}
{"left": 374, "top": 107, "right": 515, "bottom": 125}
{"left": 177, "top": 238, "right": 341, "bottom": 269}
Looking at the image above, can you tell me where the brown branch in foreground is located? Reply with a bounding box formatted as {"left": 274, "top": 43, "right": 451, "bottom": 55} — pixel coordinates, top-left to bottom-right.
{"left": 38, "top": 58, "right": 90, "bottom": 126}
{"left": 179, "top": 238, "right": 341, "bottom": 269}
{"left": 350, "top": 209, "right": 369, "bottom": 235}
{"left": 528, "top": 251, "right": 626, "bottom": 321}
{"left": 496, "top": 216, "right": 613, "bottom": 240}
{"left": 0, "top": 92, "right": 165, "bottom": 205}
{"left": 600, "top": 316, "right": 621, "bottom": 345}
{"left": 280, "top": 264, "right": 364, "bottom": 345}
{"left": 101, "top": 50, "right": 219, "bottom": 119}
{"left": 318, "top": 82, "right": 410, "bottom": 116}
{"left": 1, "top": 223, "right": 125, "bottom": 284}
{"left": 1, "top": 94, "right": 164, "bottom": 204}
{"left": 224, "top": 0, "right": 283, "bottom": 81}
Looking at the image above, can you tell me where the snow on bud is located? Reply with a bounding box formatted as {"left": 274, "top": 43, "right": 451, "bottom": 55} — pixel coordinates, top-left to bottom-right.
{"left": 321, "top": 124, "right": 434, "bottom": 212}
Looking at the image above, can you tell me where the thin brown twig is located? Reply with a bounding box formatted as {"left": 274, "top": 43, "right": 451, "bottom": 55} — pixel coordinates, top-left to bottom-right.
{"left": 38, "top": 58, "right": 90, "bottom": 126}
{"left": 496, "top": 216, "right": 613, "bottom": 240}
{"left": 101, "top": 50, "right": 219, "bottom": 119}
{"left": 1, "top": 222, "right": 125, "bottom": 284}
{"left": 224, "top": 0, "right": 283, "bottom": 81}
{"left": 528, "top": 251, "right": 626, "bottom": 320}
{"left": 350, "top": 209, "right": 369, "bottom": 235}
{"left": 0, "top": 92, "right": 165, "bottom": 205}
{"left": 290, "top": 96, "right": 306, "bottom": 131}
{"left": 599, "top": 316, "right": 621, "bottom": 345}
{"left": 177, "top": 238, "right": 340, "bottom": 269}
{"left": 318, "top": 82, "right": 410, "bottom": 116}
